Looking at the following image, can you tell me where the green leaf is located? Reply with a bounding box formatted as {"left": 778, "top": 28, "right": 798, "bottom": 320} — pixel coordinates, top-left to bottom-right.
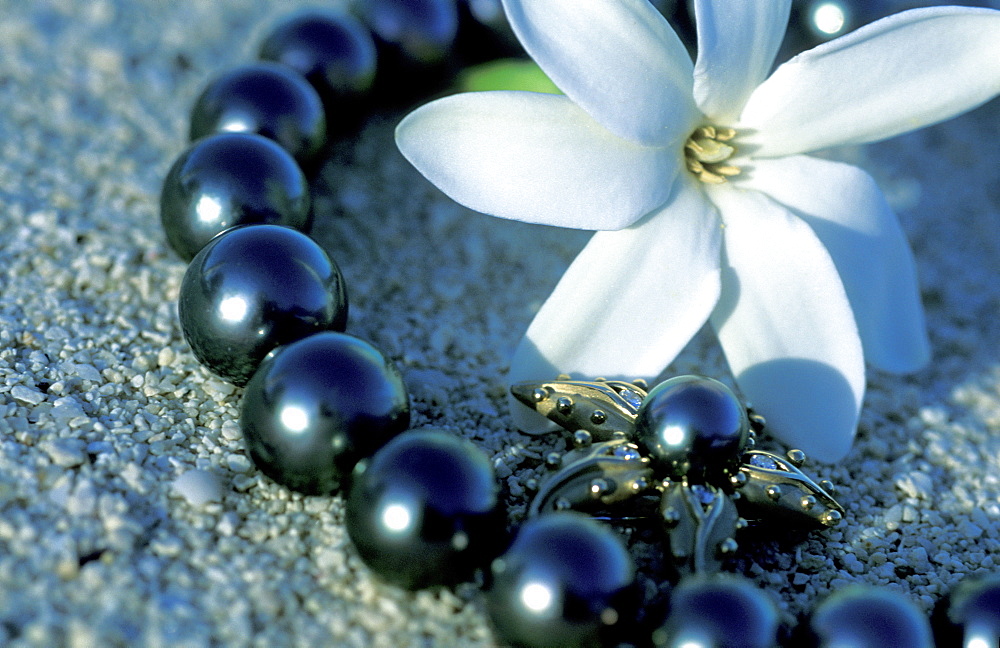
{"left": 457, "top": 59, "right": 561, "bottom": 94}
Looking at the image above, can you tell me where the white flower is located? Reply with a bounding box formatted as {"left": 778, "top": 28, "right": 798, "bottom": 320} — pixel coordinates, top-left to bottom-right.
{"left": 395, "top": 0, "right": 1000, "bottom": 459}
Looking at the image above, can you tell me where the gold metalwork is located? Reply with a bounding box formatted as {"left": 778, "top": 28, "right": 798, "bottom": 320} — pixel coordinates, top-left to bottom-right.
{"left": 735, "top": 449, "right": 845, "bottom": 528}
{"left": 528, "top": 438, "right": 653, "bottom": 517}
{"left": 510, "top": 376, "right": 648, "bottom": 441}
{"left": 659, "top": 481, "right": 741, "bottom": 575}
{"left": 512, "top": 376, "right": 847, "bottom": 575}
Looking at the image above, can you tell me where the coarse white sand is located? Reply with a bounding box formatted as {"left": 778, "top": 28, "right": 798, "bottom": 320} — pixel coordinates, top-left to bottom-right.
{"left": 0, "top": 1, "right": 997, "bottom": 645}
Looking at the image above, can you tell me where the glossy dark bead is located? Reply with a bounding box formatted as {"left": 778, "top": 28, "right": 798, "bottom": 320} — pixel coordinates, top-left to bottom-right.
{"left": 258, "top": 10, "right": 377, "bottom": 102}
{"left": 161, "top": 132, "right": 310, "bottom": 261}
{"left": 189, "top": 62, "right": 326, "bottom": 163}
{"left": 455, "top": 0, "right": 521, "bottom": 62}
{"left": 807, "top": 585, "right": 934, "bottom": 648}
{"left": 240, "top": 331, "right": 409, "bottom": 495}
{"left": 635, "top": 375, "right": 749, "bottom": 482}
{"left": 486, "top": 512, "right": 637, "bottom": 648}
{"left": 932, "top": 573, "right": 1000, "bottom": 648}
{"left": 345, "top": 429, "right": 505, "bottom": 590}
{"left": 178, "top": 225, "right": 348, "bottom": 386}
{"left": 652, "top": 575, "right": 780, "bottom": 648}
{"left": 362, "top": 0, "right": 458, "bottom": 66}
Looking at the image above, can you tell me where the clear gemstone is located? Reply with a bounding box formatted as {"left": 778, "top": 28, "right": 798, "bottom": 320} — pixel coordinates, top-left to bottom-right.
{"left": 613, "top": 445, "right": 642, "bottom": 461}
{"left": 618, "top": 388, "right": 643, "bottom": 409}
{"left": 689, "top": 484, "right": 716, "bottom": 506}
{"left": 749, "top": 454, "right": 778, "bottom": 470}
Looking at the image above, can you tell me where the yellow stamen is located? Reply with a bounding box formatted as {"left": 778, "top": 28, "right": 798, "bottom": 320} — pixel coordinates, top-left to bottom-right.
{"left": 684, "top": 126, "right": 740, "bottom": 184}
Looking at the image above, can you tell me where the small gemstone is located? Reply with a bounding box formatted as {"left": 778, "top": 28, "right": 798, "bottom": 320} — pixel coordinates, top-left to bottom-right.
{"left": 618, "top": 388, "right": 643, "bottom": 409}
{"left": 690, "top": 484, "right": 716, "bottom": 506}
{"left": 613, "top": 445, "right": 642, "bottom": 462}
{"left": 749, "top": 454, "right": 778, "bottom": 470}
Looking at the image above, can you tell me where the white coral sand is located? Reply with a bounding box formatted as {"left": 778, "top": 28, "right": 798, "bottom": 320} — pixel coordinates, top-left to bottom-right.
{"left": 0, "top": 1, "right": 996, "bottom": 645}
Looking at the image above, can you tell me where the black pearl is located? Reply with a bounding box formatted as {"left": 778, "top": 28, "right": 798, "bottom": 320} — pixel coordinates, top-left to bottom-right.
{"left": 345, "top": 429, "right": 506, "bottom": 590}
{"left": 653, "top": 575, "right": 780, "bottom": 648}
{"left": 161, "top": 132, "right": 310, "bottom": 261}
{"left": 932, "top": 573, "right": 1000, "bottom": 648}
{"left": 178, "top": 225, "right": 348, "bottom": 386}
{"left": 189, "top": 62, "right": 326, "bottom": 164}
{"left": 240, "top": 331, "right": 410, "bottom": 495}
{"left": 362, "top": 0, "right": 458, "bottom": 67}
{"left": 634, "top": 375, "right": 749, "bottom": 482}
{"left": 258, "top": 10, "right": 377, "bottom": 105}
{"left": 806, "top": 585, "right": 934, "bottom": 648}
{"left": 455, "top": 0, "right": 521, "bottom": 63}
{"left": 486, "top": 512, "right": 637, "bottom": 648}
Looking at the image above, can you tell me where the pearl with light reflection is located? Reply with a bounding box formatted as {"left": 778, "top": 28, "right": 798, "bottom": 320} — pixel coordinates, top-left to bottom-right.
{"left": 258, "top": 10, "right": 377, "bottom": 105}
{"left": 178, "top": 225, "right": 347, "bottom": 385}
{"left": 807, "top": 585, "right": 934, "bottom": 648}
{"left": 486, "top": 512, "right": 637, "bottom": 648}
{"left": 161, "top": 132, "right": 311, "bottom": 261}
{"left": 345, "top": 429, "right": 504, "bottom": 589}
{"left": 932, "top": 573, "right": 1000, "bottom": 648}
{"left": 652, "top": 575, "right": 780, "bottom": 648}
{"left": 634, "top": 375, "right": 749, "bottom": 482}
{"left": 362, "top": 0, "right": 458, "bottom": 66}
{"left": 241, "top": 331, "right": 409, "bottom": 495}
{"left": 189, "top": 62, "right": 326, "bottom": 164}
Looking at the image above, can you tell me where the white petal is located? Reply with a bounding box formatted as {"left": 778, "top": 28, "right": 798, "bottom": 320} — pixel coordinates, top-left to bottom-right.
{"left": 707, "top": 186, "right": 864, "bottom": 460}
{"left": 739, "top": 7, "right": 1000, "bottom": 157}
{"left": 395, "top": 91, "right": 677, "bottom": 230}
{"left": 508, "top": 179, "right": 722, "bottom": 432}
{"left": 744, "top": 155, "right": 930, "bottom": 373}
{"left": 692, "top": 0, "right": 791, "bottom": 122}
{"left": 501, "top": 0, "right": 699, "bottom": 147}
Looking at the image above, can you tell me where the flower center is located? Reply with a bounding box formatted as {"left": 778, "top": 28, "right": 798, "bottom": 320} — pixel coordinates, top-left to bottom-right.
{"left": 684, "top": 126, "right": 740, "bottom": 184}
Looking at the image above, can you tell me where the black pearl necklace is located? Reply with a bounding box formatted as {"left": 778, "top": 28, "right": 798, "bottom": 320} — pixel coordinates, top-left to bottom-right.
{"left": 159, "top": 3, "right": 1000, "bottom": 647}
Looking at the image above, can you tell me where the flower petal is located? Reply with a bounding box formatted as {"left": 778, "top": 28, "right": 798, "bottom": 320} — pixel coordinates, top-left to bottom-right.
{"left": 501, "top": 0, "right": 698, "bottom": 147}
{"left": 707, "top": 186, "right": 865, "bottom": 460}
{"left": 508, "top": 179, "right": 722, "bottom": 432}
{"left": 739, "top": 7, "right": 1000, "bottom": 157}
{"left": 744, "top": 155, "right": 930, "bottom": 373}
{"left": 395, "top": 91, "right": 677, "bottom": 230}
{"left": 692, "top": 0, "right": 791, "bottom": 122}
